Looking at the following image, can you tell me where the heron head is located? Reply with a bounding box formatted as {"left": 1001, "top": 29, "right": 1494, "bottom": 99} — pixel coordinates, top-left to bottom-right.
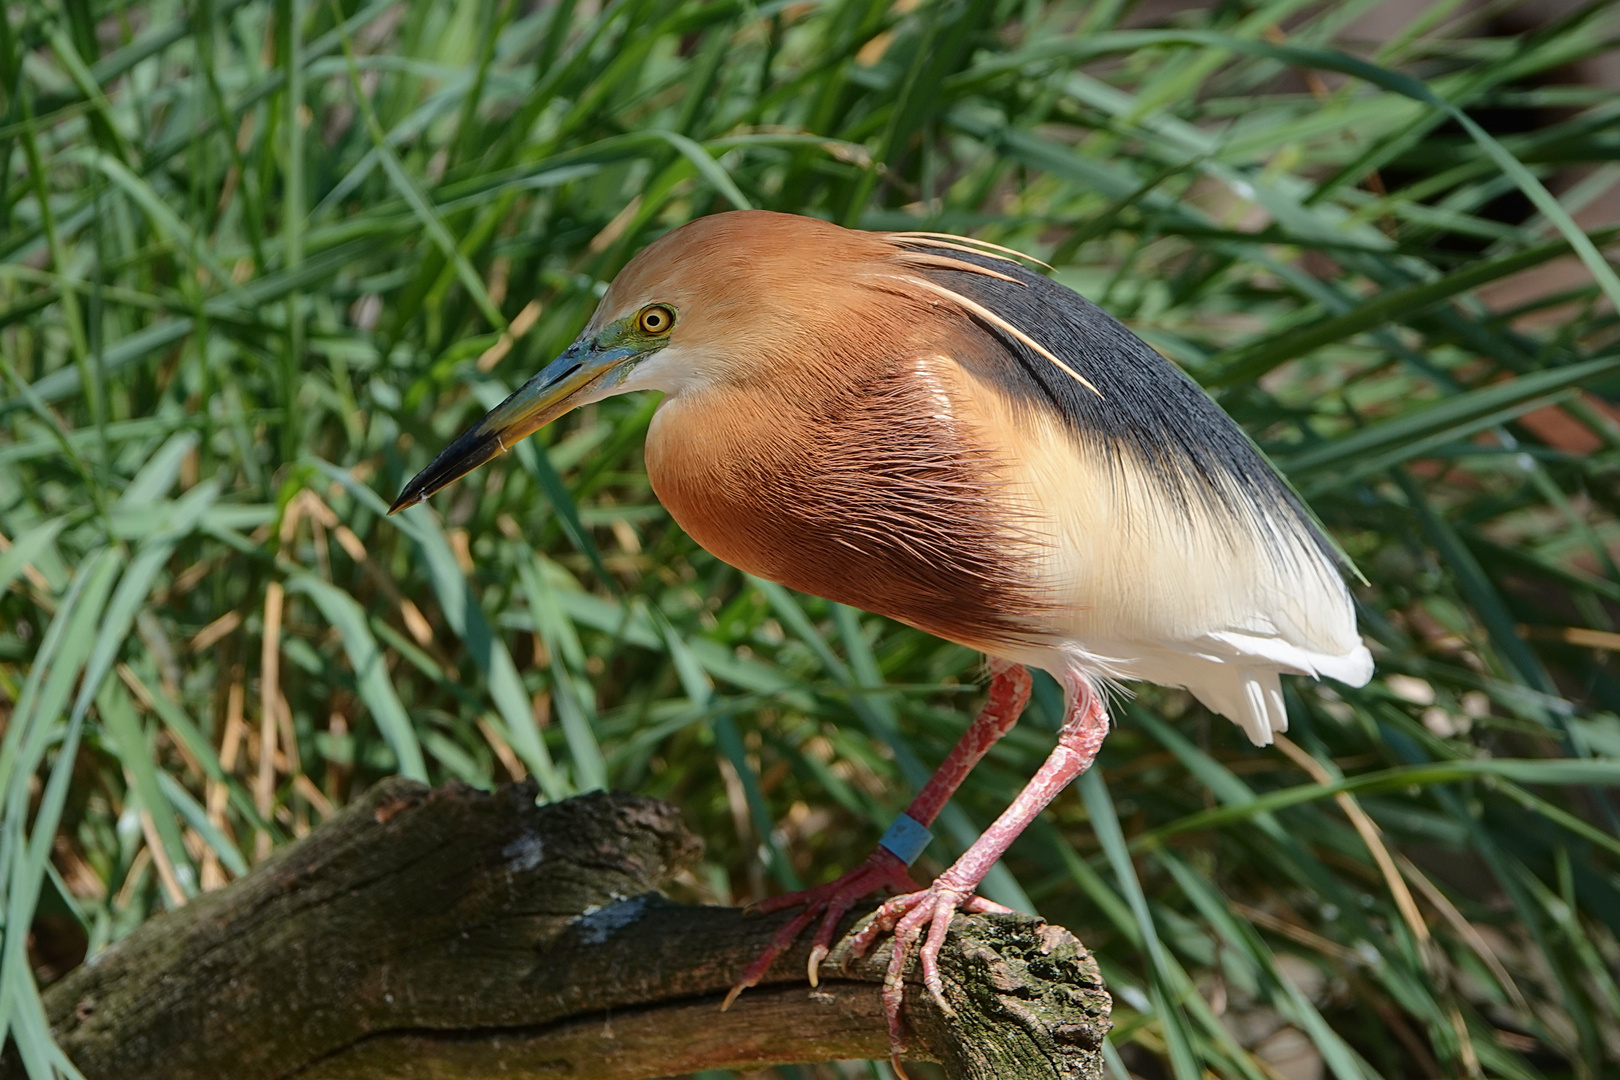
{"left": 388, "top": 211, "right": 887, "bottom": 513}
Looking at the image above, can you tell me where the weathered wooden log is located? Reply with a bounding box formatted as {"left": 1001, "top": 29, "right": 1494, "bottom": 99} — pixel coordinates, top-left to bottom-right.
{"left": 14, "top": 778, "right": 1110, "bottom": 1080}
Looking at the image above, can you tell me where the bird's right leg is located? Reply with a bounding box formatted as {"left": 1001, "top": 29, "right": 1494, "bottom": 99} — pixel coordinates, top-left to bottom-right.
{"left": 852, "top": 672, "right": 1109, "bottom": 1060}
{"left": 722, "top": 661, "right": 1032, "bottom": 1008}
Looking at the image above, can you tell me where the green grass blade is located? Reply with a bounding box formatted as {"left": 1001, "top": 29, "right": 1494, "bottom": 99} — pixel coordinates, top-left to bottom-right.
{"left": 287, "top": 574, "right": 429, "bottom": 781}
{"left": 1079, "top": 770, "right": 1201, "bottom": 1080}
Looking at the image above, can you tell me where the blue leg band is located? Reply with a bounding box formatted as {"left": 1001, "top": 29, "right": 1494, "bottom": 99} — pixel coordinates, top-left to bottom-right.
{"left": 877, "top": 812, "right": 933, "bottom": 866}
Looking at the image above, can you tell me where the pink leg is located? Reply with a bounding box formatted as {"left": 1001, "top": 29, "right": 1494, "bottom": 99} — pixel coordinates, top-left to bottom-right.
{"left": 899, "top": 662, "right": 1033, "bottom": 829}
{"left": 722, "top": 662, "right": 1032, "bottom": 1010}
{"left": 851, "top": 673, "right": 1110, "bottom": 1057}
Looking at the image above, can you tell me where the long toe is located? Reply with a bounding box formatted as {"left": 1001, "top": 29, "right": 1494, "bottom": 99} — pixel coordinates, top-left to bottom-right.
{"left": 724, "top": 907, "right": 817, "bottom": 1009}
{"left": 919, "top": 895, "right": 959, "bottom": 1012}
{"left": 962, "top": 894, "right": 1014, "bottom": 916}
{"left": 882, "top": 918, "right": 923, "bottom": 1054}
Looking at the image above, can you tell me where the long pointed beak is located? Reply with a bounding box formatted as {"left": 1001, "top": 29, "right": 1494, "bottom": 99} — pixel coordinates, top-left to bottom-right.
{"left": 388, "top": 339, "right": 634, "bottom": 514}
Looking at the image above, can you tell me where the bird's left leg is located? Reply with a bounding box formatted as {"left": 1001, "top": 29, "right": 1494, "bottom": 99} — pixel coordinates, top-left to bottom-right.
{"left": 850, "top": 673, "right": 1109, "bottom": 1053}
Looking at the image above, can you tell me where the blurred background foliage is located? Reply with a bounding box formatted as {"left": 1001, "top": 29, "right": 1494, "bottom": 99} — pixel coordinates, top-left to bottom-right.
{"left": 2, "top": 0, "right": 1620, "bottom": 1077}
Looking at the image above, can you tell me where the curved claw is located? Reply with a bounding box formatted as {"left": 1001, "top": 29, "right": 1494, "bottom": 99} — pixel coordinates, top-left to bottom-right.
{"left": 804, "top": 871, "right": 888, "bottom": 984}
{"left": 807, "top": 943, "right": 829, "bottom": 987}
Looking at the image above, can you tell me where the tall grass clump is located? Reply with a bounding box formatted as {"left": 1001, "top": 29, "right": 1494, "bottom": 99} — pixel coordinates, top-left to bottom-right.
{"left": 3, "top": 0, "right": 1619, "bottom": 1076}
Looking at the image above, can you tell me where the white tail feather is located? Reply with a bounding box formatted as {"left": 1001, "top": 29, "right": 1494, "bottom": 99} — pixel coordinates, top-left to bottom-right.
{"left": 1203, "top": 631, "right": 1374, "bottom": 687}
{"left": 1185, "top": 668, "right": 1289, "bottom": 746}
{"left": 1040, "top": 634, "right": 1372, "bottom": 749}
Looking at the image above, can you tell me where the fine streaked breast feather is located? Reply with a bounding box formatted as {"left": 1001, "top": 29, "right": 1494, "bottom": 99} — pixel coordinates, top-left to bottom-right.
{"left": 645, "top": 362, "right": 1059, "bottom": 653}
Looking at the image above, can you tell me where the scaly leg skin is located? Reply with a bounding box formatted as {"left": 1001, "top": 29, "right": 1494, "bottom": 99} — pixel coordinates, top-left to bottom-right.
{"left": 849, "top": 674, "right": 1110, "bottom": 1060}
{"left": 721, "top": 663, "right": 1032, "bottom": 1011}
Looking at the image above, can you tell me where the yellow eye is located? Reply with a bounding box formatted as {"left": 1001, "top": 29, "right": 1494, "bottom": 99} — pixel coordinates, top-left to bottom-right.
{"left": 637, "top": 305, "right": 675, "bottom": 335}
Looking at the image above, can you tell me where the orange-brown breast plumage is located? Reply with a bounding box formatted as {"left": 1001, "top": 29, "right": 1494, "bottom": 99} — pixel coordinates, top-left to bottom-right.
{"left": 646, "top": 331, "right": 1053, "bottom": 653}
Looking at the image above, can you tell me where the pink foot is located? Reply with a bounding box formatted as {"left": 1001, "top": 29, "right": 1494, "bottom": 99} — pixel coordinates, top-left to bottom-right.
{"left": 722, "top": 847, "right": 921, "bottom": 1010}
{"left": 849, "top": 875, "right": 1012, "bottom": 1052}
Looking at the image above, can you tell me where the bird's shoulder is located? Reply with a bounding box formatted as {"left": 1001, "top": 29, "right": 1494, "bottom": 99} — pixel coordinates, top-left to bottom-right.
{"left": 899, "top": 243, "right": 1352, "bottom": 583}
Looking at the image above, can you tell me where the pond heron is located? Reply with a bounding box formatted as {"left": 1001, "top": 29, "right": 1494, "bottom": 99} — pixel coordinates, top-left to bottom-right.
{"left": 391, "top": 210, "right": 1373, "bottom": 1053}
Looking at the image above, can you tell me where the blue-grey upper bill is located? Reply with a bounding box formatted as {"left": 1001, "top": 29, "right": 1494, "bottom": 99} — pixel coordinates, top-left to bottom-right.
{"left": 388, "top": 340, "right": 634, "bottom": 514}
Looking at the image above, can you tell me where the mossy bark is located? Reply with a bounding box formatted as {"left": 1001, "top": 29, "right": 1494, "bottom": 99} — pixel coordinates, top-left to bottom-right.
{"left": 10, "top": 779, "right": 1110, "bottom": 1080}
